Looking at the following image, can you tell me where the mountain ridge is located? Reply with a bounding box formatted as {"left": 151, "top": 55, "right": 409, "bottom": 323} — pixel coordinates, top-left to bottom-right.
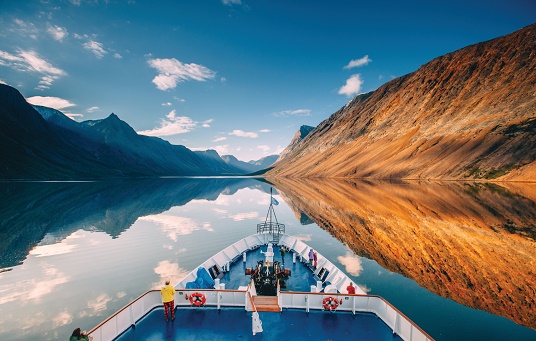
{"left": 268, "top": 23, "right": 536, "bottom": 181}
{"left": 0, "top": 84, "right": 277, "bottom": 179}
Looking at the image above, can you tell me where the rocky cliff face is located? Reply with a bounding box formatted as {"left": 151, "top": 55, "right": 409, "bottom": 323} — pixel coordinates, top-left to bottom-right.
{"left": 269, "top": 24, "right": 536, "bottom": 180}
{"left": 277, "top": 125, "right": 315, "bottom": 162}
{"left": 271, "top": 178, "right": 536, "bottom": 329}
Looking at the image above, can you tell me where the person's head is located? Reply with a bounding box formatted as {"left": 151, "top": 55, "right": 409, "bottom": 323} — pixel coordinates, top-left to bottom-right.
{"left": 71, "top": 328, "right": 82, "bottom": 337}
{"left": 350, "top": 282, "right": 353, "bottom": 286}
{"left": 165, "top": 279, "right": 170, "bottom": 285}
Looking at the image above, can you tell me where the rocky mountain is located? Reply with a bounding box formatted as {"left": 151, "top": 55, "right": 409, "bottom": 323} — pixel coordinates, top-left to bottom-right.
{"left": 272, "top": 177, "right": 536, "bottom": 329}
{"left": 268, "top": 24, "right": 536, "bottom": 181}
{"left": 0, "top": 85, "right": 120, "bottom": 179}
{"left": 277, "top": 125, "right": 315, "bottom": 162}
{"left": 221, "top": 154, "right": 278, "bottom": 173}
{"left": 0, "top": 84, "right": 263, "bottom": 179}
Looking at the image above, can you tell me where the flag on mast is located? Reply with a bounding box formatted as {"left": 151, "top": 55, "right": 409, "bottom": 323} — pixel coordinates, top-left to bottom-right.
{"left": 271, "top": 196, "right": 279, "bottom": 206}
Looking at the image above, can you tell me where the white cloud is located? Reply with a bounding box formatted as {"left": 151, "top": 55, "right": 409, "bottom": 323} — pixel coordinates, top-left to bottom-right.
{"left": 26, "top": 96, "right": 75, "bottom": 110}
{"left": 214, "top": 145, "right": 229, "bottom": 155}
{"left": 29, "top": 243, "right": 77, "bottom": 257}
{"left": 162, "top": 102, "right": 172, "bottom": 106}
{"left": 213, "top": 137, "right": 227, "bottom": 142}
{"left": 273, "top": 109, "right": 311, "bottom": 117}
{"left": 174, "top": 96, "right": 186, "bottom": 102}
{"left": 257, "top": 145, "right": 270, "bottom": 153}
{"left": 47, "top": 24, "right": 68, "bottom": 42}
{"left": 230, "top": 130, "right": 258, "bottom": 138}
{"left": 294, "top": 234, "right": 312, "bottom": 242}
{"left": 0, "top": 265, "right": 70, "bottom": 305}
{"left": 229, "top": 212, "right": 259, "bottom": 221}
{"left": 83, "top": 40, "right": 107, "bottom": 58}
{"left": 259, "top": 129, "right": 270, "bottom": 133}
{"left": 53, "top": 310, "right": 72, "bottom": 328}
{"left": 202, "top": 119, "right": 214, "bottom": 128}
{"left": 152, "top": 260, "right": 190, "bottom": 289}
{"left": 138, "top": 109, "right": 197, "bottom": 137}
{"left": 113, "top": 53, "right": 122, "bottom": 59}
{"left": 338, "top": 74, "right": 363, "bottom": 97}
{"left": 337, "top": 252, "right": 363, "bottom": 276}
{"left": 0, "top": 49, "right": 66, "bottom": 90}
{"left": 11, "top": 19, "right": 39, "bottom": 40}
{"left": 222, "top": 0, "right": 241, "bottom": 5}
{"left": 87, "top": 293, "right": 112, "bottom": 313}
{"left": 147, "top": 57, "right": 216, "bottom": 91}
{"left": 140, "top": 214, "right": 211, "bottom": 242}
{"left": 86, "top": 106, "right": 99, "bottom": 113}
{"left": 343, "top": 55, "right": 371, "bottom": 69}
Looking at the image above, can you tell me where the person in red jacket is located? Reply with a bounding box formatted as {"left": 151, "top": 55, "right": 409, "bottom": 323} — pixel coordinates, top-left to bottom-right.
{"left": 346, "top": 282, "right": 356, "bottom": 294}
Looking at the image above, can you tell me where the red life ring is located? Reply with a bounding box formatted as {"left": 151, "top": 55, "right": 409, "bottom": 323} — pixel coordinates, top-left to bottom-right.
{"left": 189, "top": 292, "right": 206, "bottom": 307}
{"left": 322, "top": 297, "right": 339, "bottom": 311}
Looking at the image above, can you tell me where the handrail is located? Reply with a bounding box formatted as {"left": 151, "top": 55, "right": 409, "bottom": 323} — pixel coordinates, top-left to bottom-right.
{"left": 88, "top": 289, "right": 159, "bottom": 336}
{"left": 247, "top": 291, "right": 257, "bottom": 312}
{"left": 279, "top": 291, "right": 434, "bottom": 341}
{"left": 88, "top": 288, "right": 248, "bottom": 337}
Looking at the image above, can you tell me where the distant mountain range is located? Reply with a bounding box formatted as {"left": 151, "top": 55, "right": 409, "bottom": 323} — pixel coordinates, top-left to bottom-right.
{"left": 269, "top": 23, "right": 536, "bottom": 181}
{"left": 0, "top": 84, "right": 277, "bottom": 179}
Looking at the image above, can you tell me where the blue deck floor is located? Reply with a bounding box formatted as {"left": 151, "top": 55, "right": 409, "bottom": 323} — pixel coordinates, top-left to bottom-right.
{"left": 116, "top": 246, "right": 402, "bottom": 340}
{"left": 116, "top": 307, "right": 403, "bottom": 341}
{"left": 220, "top": 245, "right": 319, "bottom": 292}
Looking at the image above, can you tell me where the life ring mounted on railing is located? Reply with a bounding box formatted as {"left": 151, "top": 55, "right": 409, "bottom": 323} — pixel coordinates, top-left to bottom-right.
{"left": 322, "top": 296, "right": 341, "bottom": 311}
{"left": 189, "top": 292, "right": 206, "bottom": 307}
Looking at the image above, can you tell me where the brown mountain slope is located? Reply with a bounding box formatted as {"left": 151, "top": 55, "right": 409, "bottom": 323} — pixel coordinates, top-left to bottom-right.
{"left": 271, "top": 178, "right": 536, "bottom": 329}
{"left": 269, "top": 24, "right": 536, "bottom": 180}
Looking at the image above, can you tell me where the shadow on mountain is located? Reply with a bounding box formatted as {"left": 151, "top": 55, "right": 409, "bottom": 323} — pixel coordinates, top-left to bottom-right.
{"left": 271, "top": 177, "right": 536, "bottom": 330}
{"left": 0, "top": 177, "right": 268, "bottom": 268}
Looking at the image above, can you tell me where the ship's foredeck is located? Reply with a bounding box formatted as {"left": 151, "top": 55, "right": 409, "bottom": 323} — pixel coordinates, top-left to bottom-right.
{"left": 220, "top": 244, "right": 318, "bottom": 292}
{"left": 115, "top": 307, "right": 403, "bottom": 341}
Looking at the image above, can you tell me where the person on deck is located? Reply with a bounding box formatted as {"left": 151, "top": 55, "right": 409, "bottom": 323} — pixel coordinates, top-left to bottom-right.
{"left": 313, "top": 252, "right": 318, "bottom": 268}
{"left": 308, "top": 248, "right": 314, "bottom": 266}
{"left": 69, "top": 328, "right": 90, "bottom": 341}
{"left": 347, "top": 282, "right": 356, "bottom": 294}
{"left": 161, "top": 279, "right": 176, "bottom": 322}
{"left": 280, "top": 246, "right": 286, "bottom": 265}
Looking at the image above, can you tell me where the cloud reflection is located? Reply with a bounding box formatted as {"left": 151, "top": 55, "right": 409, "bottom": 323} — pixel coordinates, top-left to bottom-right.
{"left": 0, "top": 264, "right": 70, "bottom": 305}
{"left": 228, "top": 212, "right": 259, "bottom": 221}
{"left": 337, "top": 252, "right": 363, "bottom": 276}
{"left": 152, "top": 260, "right": 190, "bottom": 289}
{"left": 140, "top": 214, "right": 212, "bottom": 241}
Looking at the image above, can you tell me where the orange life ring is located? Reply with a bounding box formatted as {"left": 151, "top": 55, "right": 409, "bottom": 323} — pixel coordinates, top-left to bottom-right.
{"left": 322, "top": 297, "right": 339, "bottom": 311}
{"left": 189, "top": 292, "right": 206, "bottom": 307}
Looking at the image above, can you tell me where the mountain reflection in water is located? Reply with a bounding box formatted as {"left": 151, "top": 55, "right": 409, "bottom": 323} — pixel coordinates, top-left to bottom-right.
{"left": 1, "top": 177, "right": 535, "bottom": 341}
{"left": 0, "top": 178, "right": 274, "bottom": 268}
{"left": 270, "top": 178, "right": 536, "bottom": 330}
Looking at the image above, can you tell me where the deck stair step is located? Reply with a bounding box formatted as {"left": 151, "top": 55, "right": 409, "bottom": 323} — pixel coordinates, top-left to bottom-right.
{"left": 253, "top": 296, "right": 280, "bottom": 312}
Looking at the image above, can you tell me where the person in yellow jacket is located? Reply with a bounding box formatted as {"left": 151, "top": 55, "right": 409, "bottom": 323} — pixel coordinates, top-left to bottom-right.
{"left": 161, "top": 279, "right": 176, "bottom": 322}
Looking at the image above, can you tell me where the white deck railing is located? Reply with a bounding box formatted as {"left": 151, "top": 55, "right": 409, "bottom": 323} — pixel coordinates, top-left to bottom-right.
{"left": 88, "top": 289, "right": 433, "bottom": 341}
{"left": 88, "top": 233, "right": 433, "bottom": 341}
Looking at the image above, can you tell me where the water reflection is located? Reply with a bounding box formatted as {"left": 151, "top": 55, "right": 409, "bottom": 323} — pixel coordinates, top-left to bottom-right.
{"left": 1, "top": 178, "right": 535, "bottom": 340}
{"left": 270, "top": 178, "right": 536, "bottom": 330}
{"left": 0, "top": 178, "right": 273, "bottom": 268}
{"left": 0, "top": 178, "right": 278, "bottom": 340}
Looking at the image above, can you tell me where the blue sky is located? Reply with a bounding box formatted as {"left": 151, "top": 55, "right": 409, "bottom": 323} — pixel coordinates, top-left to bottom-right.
{"left": 1, "top": 0, "right": 535, "bottom": 161}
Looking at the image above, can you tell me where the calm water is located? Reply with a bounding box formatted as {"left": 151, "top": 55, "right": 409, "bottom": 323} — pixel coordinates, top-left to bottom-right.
{"left": 0, "top": 178, "right": 535, "bottom": 341}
